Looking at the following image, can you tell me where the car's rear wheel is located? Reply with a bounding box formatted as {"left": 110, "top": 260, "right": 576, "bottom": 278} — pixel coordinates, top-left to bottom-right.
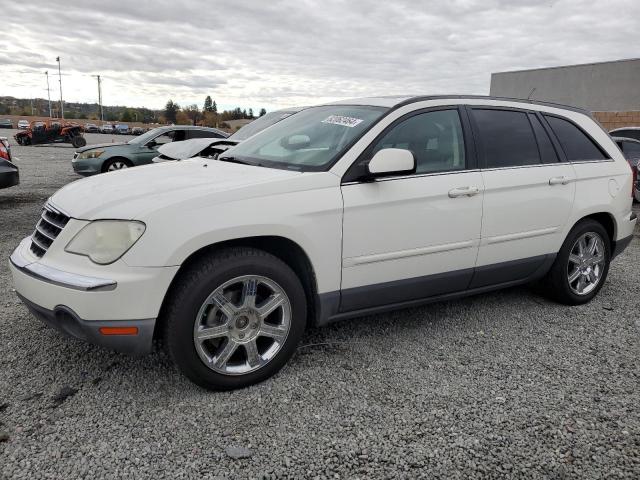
{"left": 103, "top": 158, "right": 132, "bottom": 172}
{"left": 163, "top": 248, "right": 307, "bottom": 390}
{"left": 71, "top": 136, "right": 87, "bottom": 148}
{"left": 542, "top": 219, "right": 610, "bottom": 305}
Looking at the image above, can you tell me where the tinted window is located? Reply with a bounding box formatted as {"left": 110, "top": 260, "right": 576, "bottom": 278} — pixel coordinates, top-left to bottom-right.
{"left": 189, "top": 129, "right": 224, "bottom": 139}
{"left": 529, "top": 114, "right": 559, "bottom": 163}
{"left": 544, "top": 115, "right": 607, "bottom": 161}
{"left": 371, "top": 109, "right": 465, "bottom": 174}
{"left": 473, "top": 109, "right": 540, "bottom": 168}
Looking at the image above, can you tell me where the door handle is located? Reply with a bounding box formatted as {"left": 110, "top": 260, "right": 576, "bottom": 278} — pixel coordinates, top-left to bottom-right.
{"left": 448, "top": 186, "right": 480, "bottom": 198}
{"left": 549, "top": 176, "right": 570, "bottom": 185}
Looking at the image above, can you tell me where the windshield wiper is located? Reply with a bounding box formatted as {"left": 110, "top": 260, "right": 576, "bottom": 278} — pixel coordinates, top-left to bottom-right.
{"left": 218, "top": 155, "right": 253, "bottom": 165}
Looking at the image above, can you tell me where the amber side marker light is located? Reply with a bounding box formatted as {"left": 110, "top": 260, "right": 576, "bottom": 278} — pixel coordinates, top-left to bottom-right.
{"left": 99, "top": 327, "right": 139, "bottom": 336}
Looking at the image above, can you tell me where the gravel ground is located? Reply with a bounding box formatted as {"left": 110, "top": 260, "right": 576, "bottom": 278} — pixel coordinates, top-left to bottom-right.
{"left": 0, "top": 130, "right": 639, "bottom": 479}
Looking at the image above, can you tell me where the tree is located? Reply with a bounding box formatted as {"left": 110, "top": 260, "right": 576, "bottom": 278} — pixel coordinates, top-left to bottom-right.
{"left": 212, "top": 100, "right": 217, "bottom": 114}
{"left": 164, "top": 99, "right": 179, "bottom": 124}
{"left": 248, "top": 108, "right": 254, "bottom": 118}
{"left": 175, "top": 110, "right": 190, "bottom": 125}
{"left": 120, "top": 109, "right": 133, "bottom": 122}
{"left": 242, "top": 109, "right": 247, "bottom": 119}
{"left": 184, "top": 104, "right": 200, "bottom": 125}
{"left": 259, "top": 108, "right": 267, "bottom": 117}
{"left": 204, "top": 96, "right": 213, "bottom": 112}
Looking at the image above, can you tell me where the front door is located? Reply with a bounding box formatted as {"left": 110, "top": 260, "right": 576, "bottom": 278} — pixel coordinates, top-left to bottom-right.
{"left": 340, "top": 108, "right": 483, "bottom": 312}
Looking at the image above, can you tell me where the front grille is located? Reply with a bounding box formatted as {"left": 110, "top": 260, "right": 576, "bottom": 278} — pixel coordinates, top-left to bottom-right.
{"left": 30, "top": 203, "right": 70, "bottom": 257}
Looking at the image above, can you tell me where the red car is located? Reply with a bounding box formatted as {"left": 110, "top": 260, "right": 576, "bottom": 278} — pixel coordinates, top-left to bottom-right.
{"left": 0, "top": 136, "right": 19, "bottom": 189}
{"left": 612, "top": 136, "right": 640, "bottom": 201}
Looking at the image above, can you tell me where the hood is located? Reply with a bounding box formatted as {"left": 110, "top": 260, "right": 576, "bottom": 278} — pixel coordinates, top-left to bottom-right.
{"left": 157, "top": 138, "right": 238, "bottom": 160}
{"left": 49, "top": 157, "right": 306, "bottom": 220}
{"left": 75, "top": 142, "right": 128, "bottom": 153}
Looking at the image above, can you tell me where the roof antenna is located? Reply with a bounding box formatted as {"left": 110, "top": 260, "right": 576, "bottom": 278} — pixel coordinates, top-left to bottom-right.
{"left": 527, "top": 87, "right": 536, "bottom": 100}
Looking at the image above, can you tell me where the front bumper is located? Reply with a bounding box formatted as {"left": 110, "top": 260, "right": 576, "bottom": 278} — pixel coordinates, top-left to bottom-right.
{"left": 9, "top": 237, "right": 179, "bottom": 355}
{"left": 72, "top": 154, "right": 101, "bottom": 176}
{"left": 17, "top": 293, "right": 155, "bottom": 355}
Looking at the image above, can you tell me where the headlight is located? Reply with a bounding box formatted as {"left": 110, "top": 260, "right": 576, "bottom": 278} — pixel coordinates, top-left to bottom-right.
{"left": 77, "top": 149, "right": 105, "bottom": 159}
{"left": 65, "top": 220, "right": 146, "bottom": 265}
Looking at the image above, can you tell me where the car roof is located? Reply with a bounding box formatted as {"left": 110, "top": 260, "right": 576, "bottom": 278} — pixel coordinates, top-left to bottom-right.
{"left": 610, "top": 127, "right": 640, "bottom": 131}
{"left": 326, "top": 94, "right": 591, "bottom": 114}
{"left": 611, "top": 136, "right": 640, "bottom": 143}
{"left": 159, "top": 125, "right": 222, "bottom": 130}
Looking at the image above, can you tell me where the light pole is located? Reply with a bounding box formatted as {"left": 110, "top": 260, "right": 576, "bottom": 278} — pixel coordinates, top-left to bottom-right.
{"left": 45, "top": 71, "right": 52, "bottom": 118}
{"left": 93, "top": 75, "right": 103, "bottom": 122}
{"left": 56, "top": 56, "right": 64, "bottom": 119}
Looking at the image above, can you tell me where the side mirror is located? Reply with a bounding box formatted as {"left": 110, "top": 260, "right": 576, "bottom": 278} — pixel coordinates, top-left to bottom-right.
{"left": 367, "top": 148, "right": 415, "bottom": 177}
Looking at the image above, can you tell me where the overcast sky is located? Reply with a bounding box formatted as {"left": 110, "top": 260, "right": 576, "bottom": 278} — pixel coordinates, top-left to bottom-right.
{"left": 2, "top": 0, "right": 638, "bottom": 112}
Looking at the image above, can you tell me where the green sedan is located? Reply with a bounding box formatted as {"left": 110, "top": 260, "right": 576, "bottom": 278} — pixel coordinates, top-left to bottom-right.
{"left": 72, "top": 125, "right": 228, "bottom": 176}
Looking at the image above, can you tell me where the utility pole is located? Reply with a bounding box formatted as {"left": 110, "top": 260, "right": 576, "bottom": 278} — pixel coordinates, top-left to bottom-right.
{"left": 56, "top": 56, "right": 64, "bottom": 119}
{"left": 92, "top": 75, "right": 103, "bottom": 122}
{"left": 45, "top": 71, "right": 52, "bottom": 118}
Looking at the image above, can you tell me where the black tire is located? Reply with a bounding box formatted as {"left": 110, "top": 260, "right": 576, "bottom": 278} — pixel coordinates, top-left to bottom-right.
{"left": 102, "top": 157, "right": 132, "bottom": 172}
{"left": 162, "top": 247, "right": 307, "bottom": 390}
{"left": 71, "top": 136, "right": 87, "bottom": 148}
{"left": 541, "top": 219, "right": 611, "bottom": 305}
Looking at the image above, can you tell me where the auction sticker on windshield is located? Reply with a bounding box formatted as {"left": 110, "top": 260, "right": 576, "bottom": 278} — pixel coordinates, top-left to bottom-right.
{"left": 322, "top": 115, "right": 364, "bottom": 128}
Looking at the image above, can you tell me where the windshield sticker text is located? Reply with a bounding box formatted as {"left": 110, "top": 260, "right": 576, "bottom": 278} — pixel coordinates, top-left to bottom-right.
{"left": 322, "top": 115, "right": 364, "bottom": 128}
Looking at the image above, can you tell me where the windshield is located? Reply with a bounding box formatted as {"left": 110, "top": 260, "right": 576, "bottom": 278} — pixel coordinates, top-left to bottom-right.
{"left": 128, "top": 127, "right": 166, "bottom": 145}
{"left": 230, "top": 110, "right": 300, "bottom": 141}
{"left": 224, "top": 105, "right": 386, "bottom": 171}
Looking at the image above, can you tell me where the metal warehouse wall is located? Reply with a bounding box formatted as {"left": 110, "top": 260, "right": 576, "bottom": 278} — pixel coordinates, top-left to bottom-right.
{"left": 490, "top": 58, "right": 640, "bottom": 112}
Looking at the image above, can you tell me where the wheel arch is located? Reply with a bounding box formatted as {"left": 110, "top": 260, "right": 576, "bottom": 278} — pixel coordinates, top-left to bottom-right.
{"left": 577, "top": 212, "right": 616, "bottom": 247}
{"left": 155, "top": 235, "right": 320, "bottom": 339}
{"left": 101, "top": 156, "right": 133, "bottom": 172}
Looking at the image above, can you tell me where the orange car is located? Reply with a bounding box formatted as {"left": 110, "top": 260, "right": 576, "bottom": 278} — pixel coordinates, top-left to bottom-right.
{"left": 14, "top": 120, "right": 86, "bottom": 148}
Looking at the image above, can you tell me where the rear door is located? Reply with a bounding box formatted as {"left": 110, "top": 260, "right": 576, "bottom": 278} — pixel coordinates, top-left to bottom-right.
{"left": 469, "top": 107, "right": 576, "bottom": 287}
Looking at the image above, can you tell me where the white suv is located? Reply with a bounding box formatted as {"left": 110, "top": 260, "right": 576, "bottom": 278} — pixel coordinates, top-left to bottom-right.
{"left": 9, "top": 96, "right": 636, "bottom": 390}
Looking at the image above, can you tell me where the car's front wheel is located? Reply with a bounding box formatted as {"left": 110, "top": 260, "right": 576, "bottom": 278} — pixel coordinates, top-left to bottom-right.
{"left": 103, "top": 158, "right": 132, "bottom": 172}
{"left": 163, "top": 248, "right": 307, "bottom": 390}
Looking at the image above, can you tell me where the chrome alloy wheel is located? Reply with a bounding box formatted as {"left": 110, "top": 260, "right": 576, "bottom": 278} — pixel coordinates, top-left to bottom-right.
{"left": 107, "top": 160, "right": 129, "bottom": 171}
{"left": 193, "top": 275, "right": 292, "bottom": 375}
{"left": 567, "top": 232, "right": 605, "bottom": 296}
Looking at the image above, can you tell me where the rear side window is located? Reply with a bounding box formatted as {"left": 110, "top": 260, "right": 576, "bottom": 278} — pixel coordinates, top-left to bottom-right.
{"left": 472, "top": 109, "right": 540, "bottom": 168}
{"left": 544, "top": 115, "right": 607, "bottom": 161}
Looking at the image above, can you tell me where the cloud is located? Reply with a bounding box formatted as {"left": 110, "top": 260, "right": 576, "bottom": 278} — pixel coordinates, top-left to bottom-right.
{"left": 1, "top": 0, "right": 638, "bottom": 111}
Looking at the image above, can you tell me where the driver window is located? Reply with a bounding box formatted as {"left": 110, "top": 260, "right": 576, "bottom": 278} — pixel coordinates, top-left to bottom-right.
{"left": 152, "top": 132, "right": 174, "bottom": 145}
{"left": 372, "top": 109, "right": 466, "bottom": 174}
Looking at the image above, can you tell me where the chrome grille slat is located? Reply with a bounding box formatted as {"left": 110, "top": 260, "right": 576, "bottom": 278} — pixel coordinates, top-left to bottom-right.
{"left": 35, "top": 223, "right": 56, "bottom": 241}
{"left": 29, "top": 202, "right": 70, "bottom": 258}
{"left": 39, "top": 214, "right": 64, "bottom": 232}
{"left": 30, "top": 233, "right": 50, "bottom": 252}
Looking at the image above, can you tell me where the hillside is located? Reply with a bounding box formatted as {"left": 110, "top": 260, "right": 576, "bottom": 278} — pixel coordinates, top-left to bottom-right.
{"left": 0, "top": 96, "right": 161, "bottom": 123}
